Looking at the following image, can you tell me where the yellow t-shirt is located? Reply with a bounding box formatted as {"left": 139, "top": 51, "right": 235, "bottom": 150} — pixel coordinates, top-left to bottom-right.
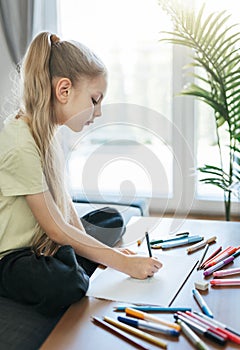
{"left": 0, "top": 118, "right": 48, "bottom": 258}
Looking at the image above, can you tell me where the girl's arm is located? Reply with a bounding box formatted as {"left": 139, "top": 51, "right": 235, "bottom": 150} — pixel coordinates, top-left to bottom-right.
{"left": 26, "top": 191, "right": 162, "bottom": 279}
{"left": 68, "top": 198, "right": 86, "bottom": 232}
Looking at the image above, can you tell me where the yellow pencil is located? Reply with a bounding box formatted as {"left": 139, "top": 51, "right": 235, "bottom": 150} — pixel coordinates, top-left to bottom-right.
{"left": 126, "top": 307, "right": 181, "bottom": 331}
{"left": 104, "top": 316, "right": 168, "bottom": 349}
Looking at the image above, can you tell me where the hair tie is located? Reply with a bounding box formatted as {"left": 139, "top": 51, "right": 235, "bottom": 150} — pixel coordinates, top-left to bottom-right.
{"left": 50, "top": 34, "right": 61, "bottom": 45}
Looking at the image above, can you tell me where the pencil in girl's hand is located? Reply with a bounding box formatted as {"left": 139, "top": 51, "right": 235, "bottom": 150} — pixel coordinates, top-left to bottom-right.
{"left": 145, "top": 232, "right": 152, "bottom": 257}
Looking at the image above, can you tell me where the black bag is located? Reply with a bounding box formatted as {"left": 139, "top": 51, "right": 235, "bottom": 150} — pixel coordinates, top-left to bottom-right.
{"left": 81, "top": 206, "right": 126, "bottom": 247}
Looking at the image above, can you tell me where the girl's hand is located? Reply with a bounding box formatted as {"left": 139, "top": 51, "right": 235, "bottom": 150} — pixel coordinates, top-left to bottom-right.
{"left": 122, "top": 255, "right": 163, "bottom": 279}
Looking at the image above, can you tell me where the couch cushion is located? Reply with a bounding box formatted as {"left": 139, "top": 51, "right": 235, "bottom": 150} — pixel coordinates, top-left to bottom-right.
{"left": 0, "top": 296, "right": 63, "bottom": 350}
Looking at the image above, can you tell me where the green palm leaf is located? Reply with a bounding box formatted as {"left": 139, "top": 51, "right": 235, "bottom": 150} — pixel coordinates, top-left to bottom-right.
{"left": 181, "top": 84, "right": 227, "bottom": 116}
{"left": 213, "top": 32, "right": 240, "bottom": 63}
{"left": 198, "top": 164, "right": 229, "bottom": 177}
{"left": 194, "top": 2, "right": 206, "bottom": 40}
{"left": 203, "top": 12, "right": 231, "bottom": 52}
{"left": 195, "top": 12, "right": 215, "bottom": 42}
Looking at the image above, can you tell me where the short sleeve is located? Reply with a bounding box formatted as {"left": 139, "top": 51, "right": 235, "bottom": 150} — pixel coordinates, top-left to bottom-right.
{"left": 0, "top": 145, "right": 48, "bottom": 196}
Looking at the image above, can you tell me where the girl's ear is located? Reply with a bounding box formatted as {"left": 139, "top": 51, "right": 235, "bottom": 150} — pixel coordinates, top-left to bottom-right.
{"left": 54, "top": 78, "right": 72, "bottom": 104}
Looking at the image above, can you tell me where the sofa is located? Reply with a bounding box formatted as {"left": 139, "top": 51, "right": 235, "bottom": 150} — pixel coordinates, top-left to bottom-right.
{"left": 0, "top": 197, "right": 149, "bottom": 350}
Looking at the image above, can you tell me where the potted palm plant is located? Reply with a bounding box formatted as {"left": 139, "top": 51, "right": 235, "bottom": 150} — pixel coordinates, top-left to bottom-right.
{"left": 159, "top": 0, "right": 240, "bottom": 221}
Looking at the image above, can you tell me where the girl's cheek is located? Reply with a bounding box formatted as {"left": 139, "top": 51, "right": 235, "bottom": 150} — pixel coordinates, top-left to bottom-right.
{"left": 65, "top": 108, "right": 94, "bottom": 132}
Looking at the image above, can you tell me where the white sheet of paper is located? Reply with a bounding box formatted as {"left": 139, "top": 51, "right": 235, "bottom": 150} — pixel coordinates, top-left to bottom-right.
{"left": 86, "top": 252, "right": 197, "bottom": 306}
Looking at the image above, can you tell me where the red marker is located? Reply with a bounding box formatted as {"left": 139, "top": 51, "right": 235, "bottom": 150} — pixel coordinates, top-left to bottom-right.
{"left": 191, "top": 312, "right": 240, "bottom": 344}
{"left": 204, "top": 246, "right": 239, "bottom": 269}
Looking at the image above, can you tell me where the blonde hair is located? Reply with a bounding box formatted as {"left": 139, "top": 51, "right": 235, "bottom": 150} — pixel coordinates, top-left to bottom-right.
{"left": 19, "top": 32, "right": 106, "bottom": 255}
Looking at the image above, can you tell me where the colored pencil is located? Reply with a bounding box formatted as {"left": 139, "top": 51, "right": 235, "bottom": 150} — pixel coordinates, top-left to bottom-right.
{"left": 114, "top": 306, "right": 192, "bottom": 312}
{"left": 92, "top": 316, "right": 150, "bottom": 350}
{"left": 197, "top": 244, "right": 210, "bottom": 270}
{"left": 168, "top": 260, "right": 199, "bottom": 306}
{"left": 104, "top": 316, "right": 167, "bottom": 348}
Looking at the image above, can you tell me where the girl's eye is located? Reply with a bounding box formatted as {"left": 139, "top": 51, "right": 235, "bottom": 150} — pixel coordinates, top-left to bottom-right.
{"left": 92, "top": 98, "right": 98, "bottom": 105}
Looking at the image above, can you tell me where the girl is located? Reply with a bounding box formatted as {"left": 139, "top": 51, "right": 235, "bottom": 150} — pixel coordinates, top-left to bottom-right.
{"left": 0, "top": 32, "right": 162, "bottom": 316}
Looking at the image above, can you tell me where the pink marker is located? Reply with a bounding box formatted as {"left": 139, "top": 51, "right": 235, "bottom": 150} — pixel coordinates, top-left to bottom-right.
{"left": 213, "top": 267, "right": 240, "bottom": 277}
{"left": 210, "top": 279, "right": 240, "bottom": 286}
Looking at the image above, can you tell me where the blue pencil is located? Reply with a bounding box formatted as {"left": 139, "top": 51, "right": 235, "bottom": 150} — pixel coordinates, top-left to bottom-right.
{"left": 114, "top": 306, "right": 192, "bottom": 312}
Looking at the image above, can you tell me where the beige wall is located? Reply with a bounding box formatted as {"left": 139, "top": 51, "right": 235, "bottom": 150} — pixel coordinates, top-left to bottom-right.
{"left": 0, "top": 24, "right": 15, "bottom": 129}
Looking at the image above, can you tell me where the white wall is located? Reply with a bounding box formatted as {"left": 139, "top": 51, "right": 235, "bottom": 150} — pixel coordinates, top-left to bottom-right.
{"left": 0, "top": 24, "right": 15, "bottom": 129}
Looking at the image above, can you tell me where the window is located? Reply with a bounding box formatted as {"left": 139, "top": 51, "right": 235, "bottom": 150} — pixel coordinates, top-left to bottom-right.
{"left": 58, "top": 0, "right": 240, "bottom": 217}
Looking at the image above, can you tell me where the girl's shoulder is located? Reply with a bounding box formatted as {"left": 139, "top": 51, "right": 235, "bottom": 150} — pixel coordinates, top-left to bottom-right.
{"left": 0, "top": 117, "right": 36, "bottom": 157}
